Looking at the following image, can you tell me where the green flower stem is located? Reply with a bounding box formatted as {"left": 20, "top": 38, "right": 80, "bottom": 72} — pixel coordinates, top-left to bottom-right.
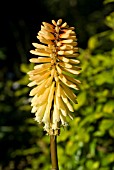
{"left": 50, "top": 135, "right": 59, "bottom": 170}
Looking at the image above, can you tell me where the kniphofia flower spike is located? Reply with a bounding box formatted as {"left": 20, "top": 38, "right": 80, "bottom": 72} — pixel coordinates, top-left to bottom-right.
{"left": 28, "top": 19, "right": 81, "bottom": 135}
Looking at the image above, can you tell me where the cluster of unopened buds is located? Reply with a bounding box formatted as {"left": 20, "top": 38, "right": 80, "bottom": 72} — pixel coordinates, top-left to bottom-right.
{"left": 27, "top": 19, "right": 81, "bottom": 135}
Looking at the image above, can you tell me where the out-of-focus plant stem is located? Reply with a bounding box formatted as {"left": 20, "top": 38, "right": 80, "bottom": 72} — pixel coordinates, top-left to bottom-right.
{"left": 50, "top": 135, "right": 59, "bottom": 170}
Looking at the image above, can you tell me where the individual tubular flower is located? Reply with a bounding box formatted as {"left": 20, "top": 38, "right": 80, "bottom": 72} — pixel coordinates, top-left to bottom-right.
{"left": 28, "top": 19, "right": 81, "bottom": 135}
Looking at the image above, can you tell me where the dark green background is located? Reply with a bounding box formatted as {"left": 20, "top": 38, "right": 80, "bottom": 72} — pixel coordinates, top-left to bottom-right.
{"left": 0, "top": 0, "right": 114, "bottom": 169}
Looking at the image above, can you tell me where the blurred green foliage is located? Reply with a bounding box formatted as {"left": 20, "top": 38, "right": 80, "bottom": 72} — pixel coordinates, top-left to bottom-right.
{"left": 0, "top": 0, "right": 114, "bottom": 170}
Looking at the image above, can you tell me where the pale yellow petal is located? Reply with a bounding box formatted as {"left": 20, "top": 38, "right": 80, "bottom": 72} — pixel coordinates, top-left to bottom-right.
{"left": 64, "top": 53, "right": 79, "bottom": 58}
{"left": 60, "top": 113, "right": 68, "bottom": 126}
{"left": 52, "top": 122, "right": 58, "bottom": 130}
{"left": 59, "top": 97, "right": 67, "bottom": 117}
{"left": 60, "top": 22, "right": 67, "bottom": 28}
{"left": 37, "top": 86, "right": 51, "bottom": 105}
{"left": 69, "top": 36, "right": 77, "bottom": 40}
{"left": 54, "top": 70, "right": 59, "bottom": 82}
{"left": 59, "top": 44, "right": 73, "bottom": 50}
{"left": 57, "top": 41, "right": 62, "bottom": 46}
{"left": 58, "top": 50, "right": 73, "bottom": 55}
{"left": 57, "top": 19, "right": 62, "bottom": 25}
{"left": 69, "top": 59, "right": 80, "bottom": 65}
{"left": 42, "top": 82, "right": 55, "bottom": 123}
{"left": 70, "top": 42, "right": 78, "bottom": 46}
{"left": 42, "top": 22, "right": 54, "bottom": 29}
{"left": 59, "top": 33, "right": 70, "bottom": 39}
{"left": 56, "top": 65, "right": 62, "bottom": 74}
{"left": 60, "top": 88, "right": 74, "bottom": 112}
{"left": 30, "top": 50, "right": 50, "bottom": 57}
{"left": 52, "top": 20, "right": 57, "bottom": 26}
{"left": 34, "top": 63, "right": 51, "bottom": 70}
{"left": 27, "top": 81, "right": 36, "bottom": 87}
{"left": 31, "top": 94, "right": 39, "bottom": 106}
{"left": 43, "top": 123, "right": 50, "bottom": 132}
{"left": 62, "top": 66, "right": 81, "bottom": 75}
{"left": 45, "top": 76, "right": 53, "bottom": 88}
{"left": 59, "top": 45, "right": 67, "bottom": 50}
{"left": 68, "top": 112, "right": 73, "bottom": 120}
{"left": 29, "top": 79, "right": 47, "bottom": 96}
{"left": 32, "top": 43, "right": 46, "bottom": 49}
{"left": 59, "top": 62, "right": 72, "bottom": 68}
{"left": 31, "top": 106, "right": 38, "bottom": 113}
{"left": 58, "top": 56, "right": 69, "bottom": 63}
{"left": 61, "top": 39, "right": 73, "bottom": 44}
{"left": 28, "top": 65, "right": 50, "bottom": 75}
{"left": 55, "top": 26, "right": 59, "bottom": 33}
{"left": 64, "top": 74, "right": 81, "bottom": 85}
{"left": 55, "top": 86, "right": 67, "bottom": 117}
{"left": 35, "top": 103, "right": 47, "bottom": 122}
{"left": 30, "top": 57, "right": 51, "bottom": 63}
{"left": 59, "top": 74, "right": 79, "bottom": 90}
{"left": 60, "top": 81, "right": 77, "bottom": 104}
{"left": 38, "top": 30, "right": 55, "bottom": 40}
{"left": 32, "top": 70, "right": 51, "bottom": 83}
{"left": 64, "top": 29, "right": 72, "bottom": 33}
{"left": 70, "top": 31, "right": 76, "bottom": 35}
{"left": 73, "top": 47, "right": 79, "bottom": 52}
{"left": 57, "top": 51, "right": 64, "bottom": 55}
{"left": 67, "top": 44, "right": 74, "bottom": 49}
{"left": 53, "top": 96, "right": 60, "bottom": 123}
{"left": 68, "top": 27, "right": 75, "bottom": 30}
{"left": 37, "top": 36, "right": 54, "bottom": 45}
{"left": 56, "top": 82, "right": 61, "bottom": 97}
{"left": 29, "top": 70, "right": 47, "bottom": 80}
{"left": 41, "top": 25, "right": 54, "bottom": 33}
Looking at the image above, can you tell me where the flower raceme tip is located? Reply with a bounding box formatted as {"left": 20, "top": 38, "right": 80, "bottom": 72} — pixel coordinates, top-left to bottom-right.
{"left": 27, "top": 19, "right": 81, "bottom": 135}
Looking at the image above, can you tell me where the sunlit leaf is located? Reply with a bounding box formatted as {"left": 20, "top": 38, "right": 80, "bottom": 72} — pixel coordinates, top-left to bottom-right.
{"left": 104, "top": 0, "right": 114, "bottom": 4}
{"left": 103, "top": 100, "right": 114, "bottom": 113}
